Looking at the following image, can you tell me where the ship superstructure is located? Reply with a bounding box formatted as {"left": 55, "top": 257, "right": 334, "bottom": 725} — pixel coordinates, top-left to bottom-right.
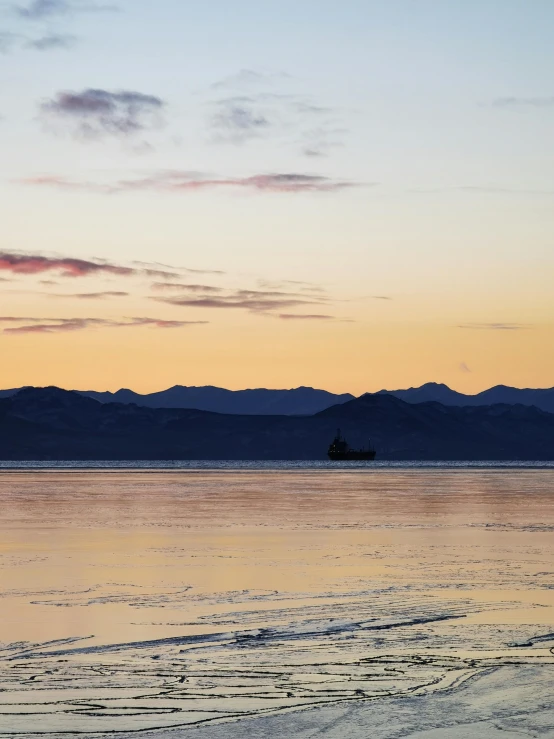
{"left": 327, "top": 429, "right": 376, "bottom": 461}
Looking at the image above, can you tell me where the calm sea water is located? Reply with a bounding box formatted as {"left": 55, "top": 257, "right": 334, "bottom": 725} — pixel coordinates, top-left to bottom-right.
{"left": 0, "top": 469, "right": 553, "bottom": 737}
{"left": 1, "top": 460, "right": 554, "bottom": 470}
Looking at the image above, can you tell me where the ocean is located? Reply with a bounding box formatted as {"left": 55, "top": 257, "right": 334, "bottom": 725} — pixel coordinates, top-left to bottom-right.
{"left": 1, "top": 467, "right": 553, "bottom": 737}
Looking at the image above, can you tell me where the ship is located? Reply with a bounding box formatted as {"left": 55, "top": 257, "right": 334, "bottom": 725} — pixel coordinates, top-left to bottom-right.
{"left": 327, "top": 429, "right": 376, "bottom": 461}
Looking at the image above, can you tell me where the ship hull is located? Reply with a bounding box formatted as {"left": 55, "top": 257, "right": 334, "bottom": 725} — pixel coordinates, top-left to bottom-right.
{"left": 328, "top": 451, "right": 376, "bottom": 461}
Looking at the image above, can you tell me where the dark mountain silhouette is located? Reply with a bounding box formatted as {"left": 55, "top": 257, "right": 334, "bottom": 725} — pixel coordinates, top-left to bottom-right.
{"left": 78, "top": 385, "right": 355, "bottom": 415}
{"left": 1, "top": 387, "right": 553, "bottom": 461}
{"left": 2, "top": 382, "right": 554, "bottom": 414}
{"left": 376, "top": 382, "right": 554, "bottom": 414}
{"left": 0, "top": 388, "right": 24, "bottom": 399}
{"left": 0, "top": 385, "right": 354, "bottom": 416}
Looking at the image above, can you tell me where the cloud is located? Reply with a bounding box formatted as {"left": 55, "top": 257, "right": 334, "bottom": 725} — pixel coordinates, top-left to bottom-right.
{"left": 155, "top": 297, "right": 312, "bottom": 312}
{"left": 154, "top": 286, "right": 323, "bottom": 315}
{"left": 0, "top": 251, "right": 179, "bottom": 279}
{"left": 493, "top": 96, "right": 554, "bottom": 108}
{"left": 133, "top": 260, "right": 225, "bottom": 276}
{"left": 151, "top": 282, "right": 223, "bottom": 293}
{"left": 457, "top": 323, "right": 529, "bottom": 330}
{"left": 303, "top": 148, "right": 325, "bottom": 158}
{"left": 206, "top": 70, "right": 348, "bottom": 154}
{"left": 15, "top": 0, "right": 69, "bottom": 18}
{"left": 354, "top": 294, "right": 393, "bottom": 302}
{"left": 459, "top": 362, "right": 472, "bottom": 373}
{"left": 1, "top": 316, "right": 207, "bottom": 334}
{"left": 15, "top": 0, "right": 117, "bottom": 19}
{"left": 0, "top": 30, "right": 77, "bottom": 54}
{"left": 300, "top": 126, "right": 348, "bottom": 158}
{"left": 182, "top": 267, "right": 226, "bottom": 275}
{"left": 150, "top": 281, "right": 336, "bottom": 318}
{"left": 27, "top": 33, "right": 76, "bottom": 50}
{"left": 211, "top": 69, "right": 291, "bottom": 91}
{"left": 40, "top": 89, "right": 165, "bottom": 139}
{"left": 278, "top": 313, "right": 335, "bottom": 321}
{"left": 257, "top": 279, "right": 326, "bottom": 294}
{"left": 211, "top": 99, "right": 271, "bottom": 144}
{"left": 0, "top": 251, "right": 134, "bottom": 277}
{"left": 17, "top": 175, "right": 109, "bottom": 192}
{"left": 208, "top": 95, "right": 348, "bottom": 152}
{"left": 20, "top": 170, "right": 357, "bottom": 194}
{"left": 48, "top": 291, "right": 129, "bottom": 299}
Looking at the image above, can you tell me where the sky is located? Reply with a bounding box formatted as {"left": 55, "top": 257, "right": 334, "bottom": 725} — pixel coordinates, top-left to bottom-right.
{"left": 0, "top": 0, "right": 553, "bottom": 394}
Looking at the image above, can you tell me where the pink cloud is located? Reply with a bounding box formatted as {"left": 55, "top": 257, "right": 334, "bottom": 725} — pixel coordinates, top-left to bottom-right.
{"left": 20, "top": 170, "right": 358, "bottom": 194}
{"left": 0, "top": 251, "right": 178, "bottom": 279}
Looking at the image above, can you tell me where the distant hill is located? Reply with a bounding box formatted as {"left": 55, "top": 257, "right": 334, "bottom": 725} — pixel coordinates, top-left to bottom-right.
{"left": 2, "top": 382, "right": 554, "bottom": 414}
{"left": 0, "top": 388, "right": 25, "bottom": 399}
{"left": 0, "top": 386, "right": 353, "bottom": 415}
{"left": 376, "top": 382, "right": 554, "bottom": 414}
{"left": 78, "top": 385, "right": 355, "bottom": 415}
{"left": 1, "top": 387, "right": 553, "bottom": 460}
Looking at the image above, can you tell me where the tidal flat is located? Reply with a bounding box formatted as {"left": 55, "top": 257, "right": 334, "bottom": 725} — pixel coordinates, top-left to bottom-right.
{"left": 0, "top": 469, "right": 553, "bottom": 738}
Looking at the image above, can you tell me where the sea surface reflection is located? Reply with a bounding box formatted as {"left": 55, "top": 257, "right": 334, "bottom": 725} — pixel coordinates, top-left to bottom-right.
{"left": 0, "top": 470, "right": 553, "bottom": 735}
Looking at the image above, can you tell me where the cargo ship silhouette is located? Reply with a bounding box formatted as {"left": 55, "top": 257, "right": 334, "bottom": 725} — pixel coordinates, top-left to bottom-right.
{"left": 327, "top": 429, "right": 376, "bottom": 461}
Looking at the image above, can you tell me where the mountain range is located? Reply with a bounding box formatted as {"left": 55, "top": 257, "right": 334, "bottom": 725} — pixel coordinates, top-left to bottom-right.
{"left": 377, "top": 382, "right": 554, "bottom": 414}
{"left": 0, "top": 385, "right": 354, "bottom": 415}
{"left": 1, "top": 386, "right": 553, "bottom": 460}
{"left": 0, "top": 382, "right": 553, "bottom": 415}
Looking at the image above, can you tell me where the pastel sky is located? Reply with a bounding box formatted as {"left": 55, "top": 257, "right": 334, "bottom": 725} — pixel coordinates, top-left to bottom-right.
{"left": 1, "top": 0, "right": 553, "bottom": 394}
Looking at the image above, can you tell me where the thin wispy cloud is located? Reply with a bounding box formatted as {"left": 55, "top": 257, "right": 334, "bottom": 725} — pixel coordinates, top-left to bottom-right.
{"left": 457, "top": 323, "right": 529, "bottom": 331}
{"left": 133, "top": 260, "right": 225, "bottom": 276}
{"left": 300, "top": 126, "right": 348, "bottom": 158}
{"left": 257, "top": 279, "right": 326, "bottom": 294}
{"left": 48, "top": 291, "right": 129, "bottom": 299}
{"left": 20, "top": 171, "right": 357, "bottom": 194}
{"left": 27, "top": 32, "right": 76, "bottom": 50}
{"left": 208, "top": 94, "right": 347, "bottom": 153}
{"left": 0, "top": 29, "right": 76, "bottom": 53}
{"left": 211, "top": 98, "right": 271, "bottom": 144}
{"left": 206, "top": 69, "right": 348, "bottom": 155}
{"left": 157, "top": 297, "right": 316, "bottom": 312}
{"left": 278, "top": 313, "right": 335, "bottom": 321}
{"left": 151, "top": 282, "right": 223, "bottom": 293}
{"left": 40, "top": 89, "right": 165, "bottom": 140}
{"left": 150, "top": 281, "right": 335, "bottom": 318}
{"left": 182, "top": 267, "right": 226, "bottom": 276}
{"left": 1, "top": 316, "right": 207, "bottom": 334}
{"left": 459, "top": 362, "right": 472, "bottom": 373}
{"left": 154, "top": 286, "right": 324, "bottom": 315}
{"left": 210, "top": 69, "right": 291, "bottom": 91}
{"left": 14, "top": 0, "right": 117, "bottom": 19}
{"left": 493, "top": 96, "right": 554, "bottom": 108}
{"left": 15, "top": 0, "right": 69, "bottom": 18}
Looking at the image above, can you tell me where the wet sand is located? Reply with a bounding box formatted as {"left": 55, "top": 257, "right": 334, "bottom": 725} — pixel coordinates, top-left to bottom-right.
{"left": 0, "top": 470, "right": 553, "bottom": 737}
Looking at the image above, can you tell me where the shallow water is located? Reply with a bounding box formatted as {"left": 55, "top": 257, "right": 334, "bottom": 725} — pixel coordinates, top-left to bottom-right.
{"left": 0, "top": 470, "right": 553, "bottom": 736}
